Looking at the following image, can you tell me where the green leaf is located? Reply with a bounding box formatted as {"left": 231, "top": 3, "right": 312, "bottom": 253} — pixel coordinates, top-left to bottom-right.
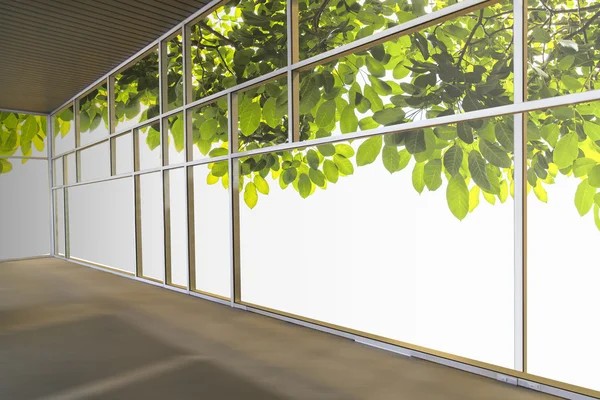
{"left": 239, "top": 100, "right": 261, "bottom": 136}
{"left": 372, "top": 108, "right": 405, "bottom": 126}
{"left": 393, "top": 62, "right": 409, "bottom": 80}
{"left": 479, "top": 139, "right": 511, "bottom": 168}
{"left": 575, "top": 179, "right": 596, "bottom": 216}
{"left": 553, "top": 132, "right": 579, "bottom": 169}
{"left": 405, "top": 130, "right": 426, "bottom": 154}
{"left": 365, "top": 56, "right": 385, "bottom": 78}
{"left": 20, "top": 115, "right": 39, "bottom": 142}
{"left": 262, "top": 97, "right": 279, "bottom": 128}
{"left": 306, "top": 149, "right": 320, "bottom": 169}
{"left": 171, "top": 117, "right": 184, "bottom": 152}
{"left": 309, "top": 168, "right": 326, "bottom": 187}
{"left": 587, "top": 165, "right": 600, "bottom": 187}
{"left": 446, "top": 175, "right": 469, "bottom": 220}
{"left": 0, "top": 159, "right": 13, "bottom": 174}
{"left": 532, "top": 27, "right": 551, "bottom": 43}
{"left": 323, "top": 159, "right": 339, "bottom": 183}
{"left": 457, "top": 123, "right": 473, "bottom": 144}
{"left": 244, "top": 182, "right": 258, "bottom": 209}
{"left": 398, "top": 149, "right": 411, "bottom": 171}
{"left": 469, "top": 186, "right": 480, "bottom": 212}
{"left": 199, "top": 118, "right": 217, "bottom": 141}
{"left": 315, "top": 100, "right": 336, "bottom": 128}
{"left": 583, "top": 121, "right": 600, "bottom": 141}
{"left": 424, "top": 159, "right": 442, "bottom": 191}
{"left": 558, "top": 55, "right": 575, "bottom": 71}
{"left": 495, "top": 122, "right": 514, "bottom": 151}
{"left": 468, "top": 151, "right": 493, "bottom": 193}
{"left": 558, "top": 39, "right": 579, "bottom": 52}
{"left": 595, "top": 204, "right": 600, "bottom": 231}
{"left": 443, "top": 145, "right": 463, "bottom": 176}
{"left": 333, "top": 154, "right": 354, "bottom": 175}
{"left": 300, "top": 78, "right": 320, "bottom": 114}
{"left": 340, "top": 106, "right": 358, "bottom": 134}
{"left": 533, "top": 182, "right": 548, "bottom": 203}
{"left": 317, "top": 144, "right": 336, "bottom": 157}
{"left": 356, "top": 136, "right": 382, "bottom": 166}
{"left": 382, "top": 146, "right": 400, "bottom": 173}
{"left": 283, "top": 167, "right": 297, "bottom": 184}
{"left": 253, "top": 175, "right": 269, "bottom": 194}
{"left": 412, "top": 162, "right": 425, "bottom": 194}
{"left": 561, "top": 75, "right": 582, "bottom": 91}
{"left": 335, "top": 144, "right": 355, "bottom": 158}
{"left": 298, "top": 173, "right": 312, "bottom": 198}
{"left": 573, "top": 158, "right": 597, "bottom": 178}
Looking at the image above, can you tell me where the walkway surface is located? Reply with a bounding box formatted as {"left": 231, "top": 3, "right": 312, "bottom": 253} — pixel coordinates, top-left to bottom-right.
{"left": 0, "top": 258, "right": 558, "bottom": 400}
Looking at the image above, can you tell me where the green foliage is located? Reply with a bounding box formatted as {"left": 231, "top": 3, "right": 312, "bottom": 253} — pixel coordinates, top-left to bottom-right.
{"left": 0, "top": 112, "right": 47, "bottom": 170}
{"left": 78, "top": 83, "right": 109, "bottom": 137}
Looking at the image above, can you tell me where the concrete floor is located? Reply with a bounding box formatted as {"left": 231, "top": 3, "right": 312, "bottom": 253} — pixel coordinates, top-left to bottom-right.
{"left": 0, "top": 258, "right": 559, "bottom": 400}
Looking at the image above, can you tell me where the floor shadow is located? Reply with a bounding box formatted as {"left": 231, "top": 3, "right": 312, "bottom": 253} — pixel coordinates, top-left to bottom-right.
{"left": 0, "top": 314, "right": 183, "bottom": 399}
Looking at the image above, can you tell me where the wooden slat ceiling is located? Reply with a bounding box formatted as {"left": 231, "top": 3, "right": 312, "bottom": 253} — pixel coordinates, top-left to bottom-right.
{"left": 0, "top": 0, "right": 208, "bottom": 114}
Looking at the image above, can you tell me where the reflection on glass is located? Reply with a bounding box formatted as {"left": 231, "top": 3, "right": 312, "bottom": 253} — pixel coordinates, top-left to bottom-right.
{"left": 79, "top": 141, "right": 110, "bottom": 182}
{"left": 55, "top": 189, "right": 65, "bottom": 256}
{"left": 190, "top": 0, "right": 287, "bottom": 101}
{"left": 53, "top": 106, "right": 76, "bottom": 155}
{"left": 299, "top": 0, "right": 458, "bottom": 60}
{"left": 79, "top": 83, "right": 109, "bottom": 145}
{"left": 112, "top": 132, "right": 133, "bottom": 175}
{"left": 165, "top": 34, "right": 184, "bottom": 111}
{"left": 164, "top": 112, "right": 185, "bottom": 165}
{"left": 54, "top": 157, "right": 64, "bottom": 186}
{"left": 238, "top": 116, "right": 514, "bottom": 368}
{"left": 165, "top": 168, "right": 188, "bottom": 288}
{"left": 190, "top": 97, "right": 228, "bottom": 161}
{"left": 0, "top": 112, "right": 47, "bottom": 158}
{"left": 65, "top": 153, "right": 76, "bottom": 185}
{"left": 191, "top": 163, "right": 230, "bottom": 298}
{"left": 135, "top": 122, "right": 161, "bottom": 171}
{"left": 137, "top": 172, "right": 165, "bottom": 282}
{"left": 237, "top": 77, "right": 288, "bottom": 151}
{"left": 528, "top": 0, "right": 600, "bottom": 100}
{"left": 527, "top": 103, "right": 600, "bottom": 392}
{"left": 114, "top": 49, "right": 159, "bottom": 132}
{"left": 299, "top": 1, "right": 513, "bottom": 140}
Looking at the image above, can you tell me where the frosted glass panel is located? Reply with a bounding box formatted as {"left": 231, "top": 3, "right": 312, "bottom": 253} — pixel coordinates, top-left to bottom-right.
{"left": 192, "top": 163, "right": 230, "bottom": 298}
{"left": 112, "top": 132, "right": 133, "bottom": 175}
{"left": 55, "top": 189, "right": 65, "bottom": 256}
{"left": 54, "top": 158, "right": 63, "bottom": 186}
{"left": 137, "top": 172, "right": 164, "bottom": 281}
{"left": 527, "top": 104, "right": 600, "bottom": 392}
{"left": 65, "top": 153, "right": 76, "bottom": 185}
{"left": 69, "top": 178, "right": 135, "bottom": 273}
{"left": 79, "top": 141, "right": 110, "bottom": 182}
{"left": 164, "top": 113, "right": 185, "bottom": 165}
{"left": 135, "top": 122, "right": 161, "bottom": 171}
{"left": 239, "top": 127, "right": 514, "bottom": 369}
{"left": 53, "top": 106, "right": 75, "bottom": 156}
{"left": 0, "top": 159, "right": 50, "bottom": 260}
{"left": 166, "top": 168, "right": 188, "bottom": 287}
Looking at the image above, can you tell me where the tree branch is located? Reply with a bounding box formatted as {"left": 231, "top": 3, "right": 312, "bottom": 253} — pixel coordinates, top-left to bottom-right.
{"left": 198, "top": 21, "right": 239, "bottom": 49}
{"left": 565, "top": 9, "right": 600, "bottom": 39}
{"left": 456, "top": 9, "right": 485, "bottom": 68}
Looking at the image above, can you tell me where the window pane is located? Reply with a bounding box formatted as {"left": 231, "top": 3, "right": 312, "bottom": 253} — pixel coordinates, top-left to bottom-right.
{"left": 190, "top": 0, "right": 287, "bottom": 102}
{"left": 0, "top": 112, "right": 47, "bottom": 158}
{"left": 191, "top": 163, "right": 230, "bottom": 298}
{"left": 114, "top": 50, "right": 159, "bottom": 132}
{"left": 299, "top": 1, "right": 513, "bottom": 141}
{"left": 79, "top": 83, "right": 109, "bottom": 146}
{"left": 237, "top": 77, "right": 288, "bottom": 151}
{"left": 190, "top": 97, "right": 229, "bottom": 161}
{"left": 299, "top": 0, "right": 458, "bottom": 60}
{"left": 53, "top": 106, "right": 75, "bottom": 155}
{"left": 135, "top": 122, "right": 162, "bottom": 171}
{"left": 55, "top": 189, "right": 65, "bottom": 256}
{"left": 239, "top": 115, "right": 514, "bottom": 368}
{"left": 165, "top": 168, "right": 188, "bottom": 288}
{"left": 54, "top": 157, "right": 64, "bottom": 186}
{"left": 79, "top": 141, "right": 110, "bottom": 182}
{"left": 527, "top": 102, "right": 600, "bottom": 392}
{"left": 137, "top": 172, "right": 165, "bottom": 282}
{"left": 65, "top": 153, "right": 77, "bottom": 185}
{"left": 164, "top": 112, "right": 185, "bottom": 165}
{"left": 69, "top": 178, "right": 135, "bottom": 274}
{"left": 165, "top": 34, "right": 184, "bottom": 111}
{"left": 528, "top": 0, "right": 600, "bottom": 100}
{"left": 0, "top": 159, "right": 50, "bottom": 260}
{"left": 112, "top": 132, "right": 133, "bottom": 175}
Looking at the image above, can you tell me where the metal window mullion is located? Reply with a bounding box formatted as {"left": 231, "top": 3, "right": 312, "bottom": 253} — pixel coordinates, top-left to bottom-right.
{"left": 163, "top": 169, "right": 172, "bottom": 286}
{"left": 47, "top": 116, "right": 56, "bottom": 256}
{"left": 160, "top": 38, "right": 169, "bottom": 114}
{"left": 183, "top": 24, "right": 192, "bottom": 106}
{"left": 228, "top": 92, "right": 240, "bottom": 305}
{"left": 513, "top": 0, "right": 526, "bottom": 373}
{"left": 108, "top": 76, "right": 116, "bottom": 135}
